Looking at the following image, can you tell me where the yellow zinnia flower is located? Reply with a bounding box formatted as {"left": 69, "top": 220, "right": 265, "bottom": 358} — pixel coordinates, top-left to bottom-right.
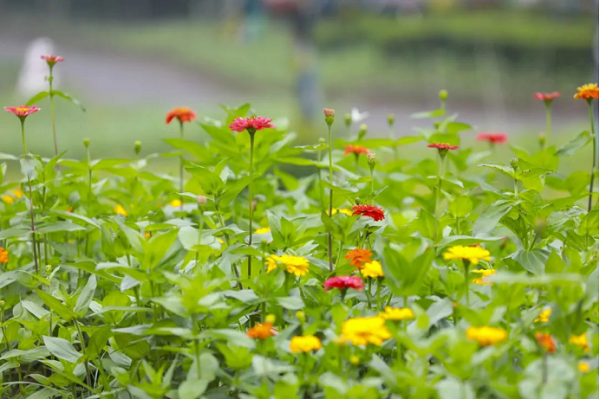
{"left": 570, "top": 333, "right": 590, "bottom": 352}
{"left": 379, "top": 306, "right": 414, "bottom": 321}
{"left": 290, "top": 335, "right": 322, "bottom": 353}
{"left": 360, "top": 260, "right": 384, "bottom": 278}
{"left": 534, "top": 308, "right": 551, "bottom": 323}
{"left": 2, "top": 188, "right": 24, "bottom": 204}
{"left": 466, "top": 326, "right": 507, "bottom": 346}
{"left": 170, "top": 199, "right": 182, "bottom": 207}
{"left": 1, "top": 195, "right": 14, "bottom": 204}
{"left": 578, "top": 361, "right": 591, "bottom": 373}
{"left": 341, "top": 316, "right": 391, "bottom": 346}
{"left": 114, "top": 204, "right": 127, "bottom": 216}
{"left": 265, "top": 254, "right": 309, "bottom": 276}
{"left": 574, "top": 83, "right": 599, "bottom": 100}
{"left": 472, "top": 269, "right": 496, "bottom": 285}
{"left": 255, "top": 226, "right": 271, "bottom": 234}
{"left": 443, "top": 245, "right": 491, "bottom": 265}
{"left": 328, "top": 208, "right": 353, "bottom": 216}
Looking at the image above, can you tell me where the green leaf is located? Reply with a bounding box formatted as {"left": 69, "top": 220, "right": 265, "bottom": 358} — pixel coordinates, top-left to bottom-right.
{"left": 26, "top": 91, "right": 49, "bottom": 105}
{"left": 276, "top": 296, "right": 304, "bottom": 310}
{"left": 473, "top": 200, "right": 514, "bottom": 236}
{"left": 51, "top": 90, "right": 86, "bottom": 111}
{"left": 178, "top": 379, "right": 209, "bottom": 399}
{"left": 36, "top": 289, "right": 79, "bottom": 322}
{"left": 42, "top": 336, "right": 82, "bottom": 363}
{"left": 186, "top": 165, "right": 224, "bottom": 196}
{"left": 74, "top": 275, "right": 97, "bottom": 315}
{"left": 556, "top": 131, "right": 592, "bottom": 157}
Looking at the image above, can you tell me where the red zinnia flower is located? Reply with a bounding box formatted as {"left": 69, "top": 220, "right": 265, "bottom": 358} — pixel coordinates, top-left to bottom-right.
{"left": 345, "top": 248, "right": 373, "bottom": 268}
{"left": 41, "top": 55, "right": 65, "bottom": 66}
{"left": 247, "top": 322, "right": 277, "bottom": 339}
{"left": 534, "top": 92, "right": 560, "bottom": 102}
{"left": 535, "top": 332, "right": 556, "bottom": 354}
{"left": 476, "top": 132, "right": 508, "bottom": 144}
{"left": 344, "top": 145, "right": 370, "bottom": 156}
{"left": 427, "top": 143, "right": 459, "bottom": 150}
{"left": 229, "top": 116, "right": 274, "bottom": 133}
{"left": 165, "top": 107, "right": 197, "bottom": 124}
{"left": 323, "top": 276, "right": 364, "bottom": 291}
{"left": 4, "top": 105, "right": 41, "bottom": 119}
{"left": 352, "top": 205, "right": 385, "bottom": 221}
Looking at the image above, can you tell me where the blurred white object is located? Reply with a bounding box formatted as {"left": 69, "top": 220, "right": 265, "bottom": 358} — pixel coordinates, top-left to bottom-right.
{"left": 351, "top": 108, "right": 369, "bottom": 124}
{"left": 15, "top": 37, "right": 58, "bottom": 98}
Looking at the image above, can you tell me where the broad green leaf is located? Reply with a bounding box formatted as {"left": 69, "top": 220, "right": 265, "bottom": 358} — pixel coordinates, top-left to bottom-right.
{"left": 42, "top": 336, "right": 82, "bottom": 364}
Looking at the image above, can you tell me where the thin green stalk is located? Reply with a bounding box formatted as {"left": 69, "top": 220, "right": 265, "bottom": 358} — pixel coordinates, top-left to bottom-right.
{"left": 376, "top": 279, "right": 381, "bottom": 310}
{"left": 463, "top": 260, "right": 470, "bottom": 307}
{"left": 544, "top": 102, "right": 552, "bottom": 148}
{"left": 433, "top": 152, "right": 445, "bottom": 241}
{"left": 48, "top": 66, "right": 58, "bottom": 156}
{"left": 587, "top": 101, "right": 596, "bottom": 212}
{"left": 247, "top": 131, "right": 255, "bottom": 280}
{"left": 73, "top": 320, "right": 92, "bottom": 388}
{"left": 179, "top": 121, "right": 184, "bottom": 211}
{"left": 327, "top": 124, "right": 334, "bottom": 271}
{"left": 21, "top": 120, "right": 39, "bottom": 274}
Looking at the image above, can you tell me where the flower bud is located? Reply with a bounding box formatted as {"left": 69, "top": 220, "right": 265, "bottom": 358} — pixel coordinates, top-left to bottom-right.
{"left": 197, "top": 195, "right": 208, "bottom": 205}
{"left": 367, "top": 152, "right": 376, "bottom": 166}
{"left": 45, "top": 265, "right": 52, "bottom": 275}
{"left": 439, "top": 89, "right": 448, "bottom": 101}
{"left": 387, "top": 114, "right": 395, "bottom": 127}
{"left": 510, "top": 158, "right": 519, "bottom": 171}
{"left": 83, "top": 138, "right": 90, "bottom": 149}
{"left": 295, "top": 310, "right": 306, "bottom": 323}
{"left": 323, "top": 108, "right": 335, "bottom": 127}
{"left": 538, "top": 133, "right": 546, "bottom": 147}
{"left": 0, "top": 299, "right": 4, "bottom": 307}
{"left": 358, "top": 124, "right": 368, "bottom": 141}
{"left": 344, "top": 113, "right": 352, "bottom": 128}
{"left": 265, "top": 314, "right": 276, "bottom": 324}
{"left": 354, "top": 197, "right": 361, "bottom": 205}
{"left": 350, "top": 355, "right": 360, "bottom": 365}
{"left": 134, "top": 140, "right": 142, "bottom": 155}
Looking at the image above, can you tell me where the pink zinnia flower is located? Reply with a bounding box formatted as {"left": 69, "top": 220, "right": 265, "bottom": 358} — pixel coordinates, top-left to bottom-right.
{"left": 352, "top": 205, "right": 385, "bottom": 221}
{"left": 323, "top": 276, "right": 364, "bottom": 291}
{"left": 427, "top": 143, "right": 459, "bottom": 150}
{"left": 165, "top": 107, "right": 197, "bottom": 124}
{"left": 534, "top": 92, "right": 560, "bottom": 102}
{"left": 4, "top": 105, "right": 41, "bottom": 119}
{"left": 41, "top": 55, "right": 65, "bottom": 66}
{"left": 229, "top": 116, "right": 274, "bottom": 133}
{"left": 476, "top": 132, "right": 508, "bottom": 144}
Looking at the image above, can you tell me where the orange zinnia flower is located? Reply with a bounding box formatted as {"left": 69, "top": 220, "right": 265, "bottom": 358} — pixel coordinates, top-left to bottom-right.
{"left": 247, "top": 322, "right": 276, "bottom": 339}
{"left": 345, "top": 248, "right": 373, "bottom": 268}
{"left": 0, "top": 247, "right": 8, "bottom": 263}
{"left": 535, "top": 332, "right": 556, "bottom": 353}
{"left": 344, "top": 145, "right": 370, "bottom": 156}
{"left": 165, "top": 107, "right": 197, "bottom": 124}
{"left": 574, "top": 84, "right": 599, "bottom": 101}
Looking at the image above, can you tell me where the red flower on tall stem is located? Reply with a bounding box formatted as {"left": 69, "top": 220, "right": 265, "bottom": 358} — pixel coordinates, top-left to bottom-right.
{"left": 229, "top": 116, "right": 274, "bottom": 133}
{"left": 476, "top": 132, "right": 508, "bottom": 144}
{"left": 165, "top": 107, "right": 197, "bottom": 124}
{"left": 4, "top": 105, "right": 41, "bottom": 119}
{"left": 41, "top": 55, "right": 65, "bottom": 66}
{"left": 352, "top": 205, "right": 385, "bottom": 221}
{"left": 534, "top": 92, "right": 560, "bottom": 102}
{"left": 344, "top": 145, "right": 370, "bottom": 156}
{"left": 427, "top": 143, "right": 458, "bottom": 150}
{"left": 323, "top": 276, "right": 364, "bottom": 291}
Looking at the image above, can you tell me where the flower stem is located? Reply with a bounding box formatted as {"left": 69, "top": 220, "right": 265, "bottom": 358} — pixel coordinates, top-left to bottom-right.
{"left": 248, "top": 132, "right": 255, "bottom": 280}
{"left": 48, "top": 67, "right": 58, "bottom": 156}
{"left": 544, "top": 102, "right": 552, "bottom": 148}
{"left": 327, "top": 124, "right": 334, "bottom": 271}
{"left": 74, "top": 319, "right": 92, "bottom": 388}
{"left": 21, "top": 120, "right": 39, "bottom": 274}
{"left": 20, "top": 119, "right": 27, "bottom": 155}
{"left": 587, "top": 101, "right": 596, "bottom": 212}
{"left": 463, "top": 260, "right": 470, "bottom": 307}
{"left": 433, "top": 153, "right": 445, "bottom": 241}
{"left": 179, "top": 121, "right": 184, "bottom": 211}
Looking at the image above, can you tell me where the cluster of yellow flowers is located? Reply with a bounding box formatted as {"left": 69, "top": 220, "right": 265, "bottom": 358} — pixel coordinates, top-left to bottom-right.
{"left": 1, "top": 188, "right": 24, "bottom": 204}
{"left": 569, "top": 333, "right": 590, "bottom": 352}
{"left": 360, "top": 260, "right": 384, "bottom": 278}
{"left": 290, "top": 335, "right": 322, "bottom": 353}
{"left": 535, "top": 308, "right": 552, "bottom": 323}
{"left": 378, "top": 306, "right": 414, "bottom": 321}
{"left": 472, "top": 269, "right": 496, "bottom": 285}
{"left": 265, "top": 254, "right": 310, "bottom": 276}
{"left": 254, "top": 226, "right": 271, "bottom": 234}
{"left": 328, "top": 208, "right": 353, "bottom": 216}
{"left": 443, "top": 245, "right": 491, "bottom": 265}
{"left": 340, "top": 316, "right": 392, "bottom": 346}
{"left": 466, "top": 326, "right": 508, "bottom": 346}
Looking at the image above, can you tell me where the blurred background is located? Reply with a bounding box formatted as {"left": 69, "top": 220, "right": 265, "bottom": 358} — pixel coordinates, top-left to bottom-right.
{"left": 0, "top": 0, "right": 597, "bottom": 165}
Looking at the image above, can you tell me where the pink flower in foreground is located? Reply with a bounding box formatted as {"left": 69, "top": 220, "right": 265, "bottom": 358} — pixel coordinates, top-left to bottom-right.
{"left": 476, "top": 132, "right": 508, "bottom": 144}
{"left": 427, "top": 143, "right": 458, "bottom": 150}
{"left": 41, "top": 55, "right": 65, "bottom": 66}
{"left": 4, "top": 106, "right": 41, "bottom": 119}
{"left": 324, "top": 276, "right": 364, "bottom": 291}
{"left": 534, "top": 92, "right": 560, "bottom": 103}
{"left": 229, "top": 116, "right": 274, "bottom": 133}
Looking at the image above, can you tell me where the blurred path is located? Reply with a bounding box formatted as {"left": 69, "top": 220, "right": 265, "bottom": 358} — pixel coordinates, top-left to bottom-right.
{"left": 0, "top": 38, "right": 585, "bottom": 134}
